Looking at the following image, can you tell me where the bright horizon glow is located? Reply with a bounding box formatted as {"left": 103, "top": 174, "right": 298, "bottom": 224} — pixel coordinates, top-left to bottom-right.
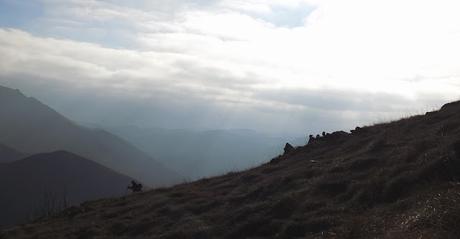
{"left": 0, "top": 0, "right": 459, "bottom": 135}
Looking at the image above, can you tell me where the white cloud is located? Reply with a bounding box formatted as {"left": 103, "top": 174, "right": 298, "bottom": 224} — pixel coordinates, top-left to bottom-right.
{"left": 1, "top": 0, "right": 460, "bottom": 134}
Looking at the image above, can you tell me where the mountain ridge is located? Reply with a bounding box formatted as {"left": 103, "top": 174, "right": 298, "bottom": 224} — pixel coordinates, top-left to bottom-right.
{"left": 0, "top": 150, "right": 133, "bottom": 227}
{"left": 0, "top": 84, "right": 181, "bottom": 186}
{"left": 0, "top": 143, "right": 25, "bottom": 163}
{"left": 4, "top": 100, "right": 460, "bottom": 238}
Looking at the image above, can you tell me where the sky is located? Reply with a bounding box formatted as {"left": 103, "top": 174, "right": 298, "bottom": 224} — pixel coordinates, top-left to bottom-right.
{"left": 0, "top": 0, "right": 460, "bottom": 136}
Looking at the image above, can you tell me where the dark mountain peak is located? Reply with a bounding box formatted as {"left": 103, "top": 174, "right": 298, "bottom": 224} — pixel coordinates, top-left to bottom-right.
{"left": 0, "top": 85, "right": 40, "bottom": 104}
{"left": 0, "top": 85, "right": 23, "bottom": 96}
{"left": 36, "top": 150, "right": 81, "bottom": 158}
{"left": 19, "top": 150, "right": 91, "bottom": 164}
{"left": 0, "top": 144, "right": 24, "bottom": 163}
{"left": 0, "top": 84, "right": 181, "bottom": 186}
{"left": 13, "top": 151, "right": 131, "bottom": 178}
{"left": 0, "top": 151, "right": 133, "bottom": 227}
{"left": 0, "top": 85, "right": 75, "bottom": 128}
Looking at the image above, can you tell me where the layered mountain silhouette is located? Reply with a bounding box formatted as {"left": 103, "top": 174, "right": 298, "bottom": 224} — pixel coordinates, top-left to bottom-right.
{"left": 5, "top": 101, "right": 460, "bottom": 238}
{"left": 0, "top": 143, "right": 24, "bottom": 163}
{"left": 108, "top": 126, "right": 290, "bottom": 180}
{"left": 0, "top": 151, "right": 133, "bottom": 227}
{"left": 0, "top": 85, "right": 181, "bottom": 186}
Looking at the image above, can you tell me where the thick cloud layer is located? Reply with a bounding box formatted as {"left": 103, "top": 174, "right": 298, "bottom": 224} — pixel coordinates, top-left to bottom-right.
{"left": 0, "top": 0, "right": 459, "bottom": 135}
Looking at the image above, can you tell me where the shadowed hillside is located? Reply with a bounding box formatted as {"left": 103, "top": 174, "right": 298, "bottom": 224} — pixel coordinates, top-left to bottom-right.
{"left": 4, "top": 101, "right": 460, "bottom": 238}
{"left": 0, "top": 151, "right": 133, "bottom": 228}
{"left": 0, "top": 85, "right": 181, "bottom": 186}
{"left": 0, "top": 144, "right": 24, "bottom": 163}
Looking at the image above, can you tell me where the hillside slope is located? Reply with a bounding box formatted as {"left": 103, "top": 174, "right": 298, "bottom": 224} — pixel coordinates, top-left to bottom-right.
{"left": 0, "top": 85, "right": 181, "bottom": 186}
{"left": 4, "top": 101, "right": 460, "bottom": 238}
{"left": 0, "top": 143, "right": 24, "bottom": 163}
{"left": 0, "top": 151, "right": 133, "bottom": 228}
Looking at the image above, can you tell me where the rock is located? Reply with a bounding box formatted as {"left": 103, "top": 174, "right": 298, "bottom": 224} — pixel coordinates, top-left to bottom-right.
{"left": 328, "top": 131, "right": 349, "bottom": 141}
{"left": 351, "top": 127, "right": 361, "bottom": 134}
{"left": 270, "top": 156, "right": 283, "bottom": 164}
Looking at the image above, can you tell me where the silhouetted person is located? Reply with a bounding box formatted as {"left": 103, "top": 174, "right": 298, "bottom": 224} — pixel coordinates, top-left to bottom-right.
{"left": 322, "top": 131, "right": 326, "bottom": 137}
{"left": 308, "top": 135, "right": 315, "bottom": 144}
{"left": 351, "top": 126, "right": 362, "bottom": 134}
{"left": 284, "top": 143, "right": 294, "bottom": 154}
{"left": 128, "top": 180, "right": 143, "bottom": 193}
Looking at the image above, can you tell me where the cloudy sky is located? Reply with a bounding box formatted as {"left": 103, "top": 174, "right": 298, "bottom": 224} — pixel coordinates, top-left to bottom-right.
{"left": 1, "top": 0, "right": 459, "bottom": 136}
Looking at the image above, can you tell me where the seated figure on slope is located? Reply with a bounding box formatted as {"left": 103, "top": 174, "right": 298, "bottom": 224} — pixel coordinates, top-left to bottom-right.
{"left": 128, "top": 180, "right": 143, "bottom": 193}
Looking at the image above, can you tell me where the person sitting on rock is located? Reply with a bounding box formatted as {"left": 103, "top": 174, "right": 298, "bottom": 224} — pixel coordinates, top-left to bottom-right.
{"left": 284, "top": 143, "right": 294, "bottom": 154}
{"left": 128, "top": 180, "right": 143, "bottom": 193}
{"left": 308, "top": 135, "right": 315, "bottom": 144}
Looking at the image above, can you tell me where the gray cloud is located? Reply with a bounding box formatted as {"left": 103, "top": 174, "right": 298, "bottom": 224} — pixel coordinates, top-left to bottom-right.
{"left": 0, "top": 70, "right": 446, "bottom": 137}
{"left": 1, "top": 0, "right": 460, "bottom": 137}
{"left": 254, "top": 88, "right": 444, "bottom": 113}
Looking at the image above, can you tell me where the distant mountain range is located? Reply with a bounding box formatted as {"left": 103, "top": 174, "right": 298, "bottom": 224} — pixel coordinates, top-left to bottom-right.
{"left": 0, "top": 84, "right": 307, "bottom": 230}
{"left": 107, "top": 126, "right": 295, "bottom": 180}
{"left": 0, "top": 151, "right": 133, "bottom": 227}
{"left": 0, "top": 85, "right": 181, "bottom": 186}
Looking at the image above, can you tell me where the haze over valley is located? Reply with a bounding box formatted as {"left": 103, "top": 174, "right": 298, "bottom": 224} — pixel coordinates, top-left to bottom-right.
{"left": 1, "top": 0, "right": 460, "bottom": 238}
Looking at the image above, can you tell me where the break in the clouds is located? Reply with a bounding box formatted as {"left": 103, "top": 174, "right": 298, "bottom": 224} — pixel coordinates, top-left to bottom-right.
{"left": 0, "top": 0, "right": 459, "bottom": 135}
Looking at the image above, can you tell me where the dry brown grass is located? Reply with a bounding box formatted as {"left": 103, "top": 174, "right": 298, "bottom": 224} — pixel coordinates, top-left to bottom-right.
{"left": 4, "top": 101, "right": 460, "bottom": 238}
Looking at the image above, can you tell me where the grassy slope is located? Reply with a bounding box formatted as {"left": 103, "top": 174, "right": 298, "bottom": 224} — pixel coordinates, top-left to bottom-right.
{"left": 3, "top": 101, "right": 460, "bottom": 238}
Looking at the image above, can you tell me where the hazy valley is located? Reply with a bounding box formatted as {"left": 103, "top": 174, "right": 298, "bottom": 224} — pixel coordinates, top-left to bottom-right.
{"left": 2, "top": 84, "right": 460, "bottom": 238}
{"left": 1, "top": 1, "right": 460, "bottom": 237}
{"left": 107, "top": 126, "right": 303, "bottom": 180}
{"left": 0, "top": 85, "right": 301, "bottom": 229}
